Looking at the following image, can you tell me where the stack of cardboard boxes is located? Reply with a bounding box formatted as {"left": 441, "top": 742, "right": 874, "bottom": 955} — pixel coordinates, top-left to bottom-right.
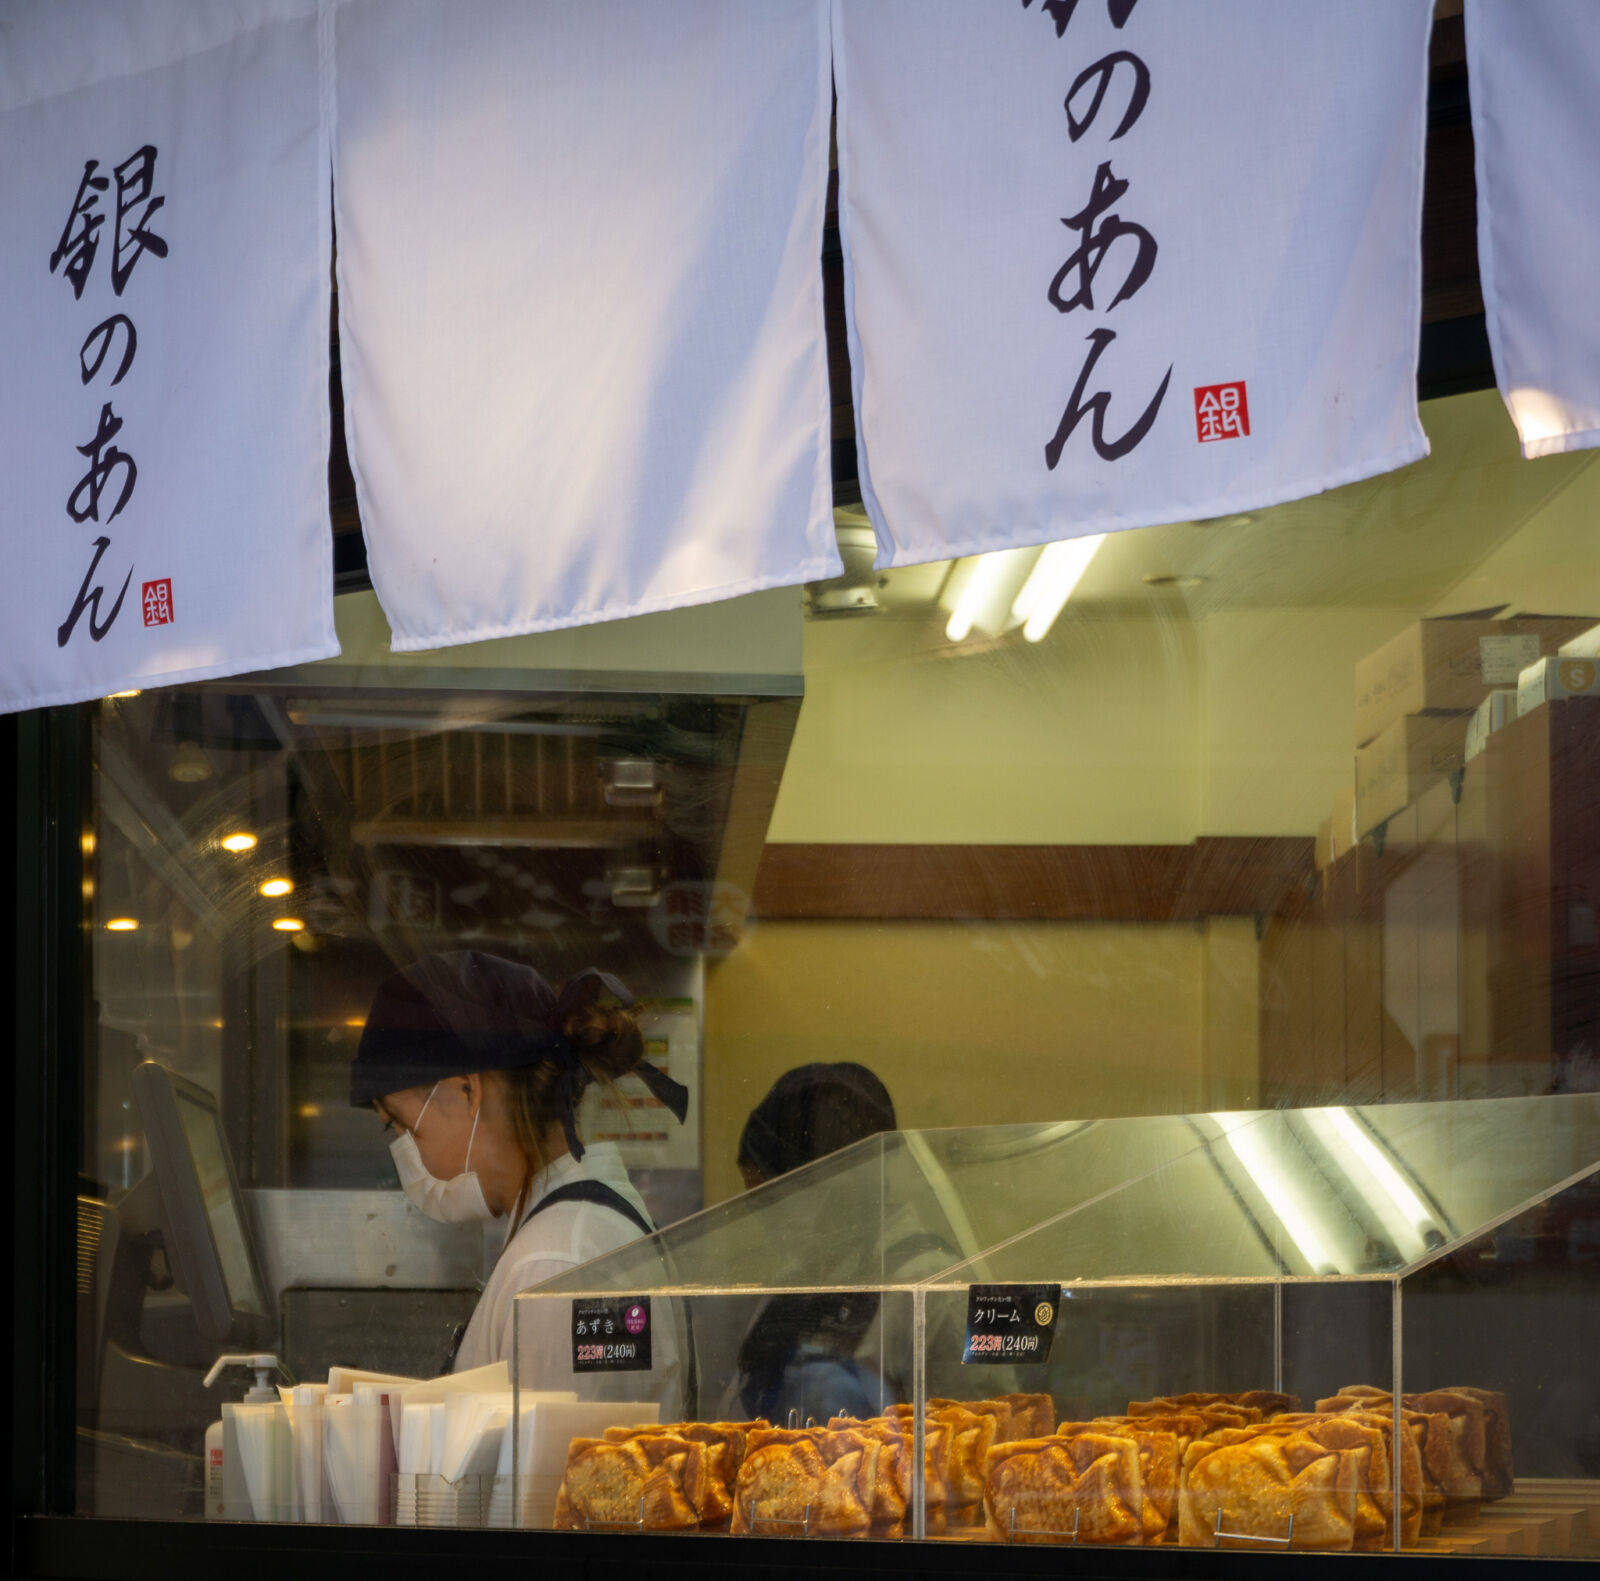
{"left": 1315, "top": 616, "right": 1599, "bottom": 866}
{"left": 1516, "top": 622, "right": 1600, "bottom": 715}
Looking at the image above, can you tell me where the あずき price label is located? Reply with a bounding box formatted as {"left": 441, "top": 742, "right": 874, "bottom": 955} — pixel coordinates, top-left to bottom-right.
{"left": 963, "top": 1284, "right": 1060, "bottom": 1365}
{"left": 571, "top": 1295, "right": 652, "bottom": 1372}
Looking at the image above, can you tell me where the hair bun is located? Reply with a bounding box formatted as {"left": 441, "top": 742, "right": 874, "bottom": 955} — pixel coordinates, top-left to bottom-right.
{"left": 563, "top": 1000, "right": 643, "bottom": 1082}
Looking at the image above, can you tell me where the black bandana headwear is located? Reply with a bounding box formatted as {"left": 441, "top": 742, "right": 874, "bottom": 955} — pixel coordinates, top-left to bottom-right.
{"left": 349, "top": 949, "right": 688, "bottom": 1160}
{"left": 737, "top": 1062, "right": 895, "bottom": 1181}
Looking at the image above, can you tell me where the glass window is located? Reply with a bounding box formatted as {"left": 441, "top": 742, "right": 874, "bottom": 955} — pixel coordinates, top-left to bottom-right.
{"left": 55, "top": 385, "right": 1600, "bottom": 1555}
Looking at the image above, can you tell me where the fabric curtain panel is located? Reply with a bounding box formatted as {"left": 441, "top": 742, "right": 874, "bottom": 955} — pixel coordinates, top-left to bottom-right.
{"left": 333, "top": 0, "right": 837, "bottom": 652}
{"left": 833, "top": 0, "right": 1435, "bottom": 570}
{"left": 0, "top": 0, "right": 339, "bottom": 713}
{"left": 1467, "top": 0, "right": 1600, "bottom": 459}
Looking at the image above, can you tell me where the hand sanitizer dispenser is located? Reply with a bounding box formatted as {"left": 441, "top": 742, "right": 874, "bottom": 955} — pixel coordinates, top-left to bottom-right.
{"left": 203, "top": 1354, "right": 291, "bottom": 1522}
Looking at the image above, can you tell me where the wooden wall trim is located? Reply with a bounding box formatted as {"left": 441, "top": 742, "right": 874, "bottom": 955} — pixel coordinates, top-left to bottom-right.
{"left": 751, "top": 838, "right": 1314, "bottom": 923}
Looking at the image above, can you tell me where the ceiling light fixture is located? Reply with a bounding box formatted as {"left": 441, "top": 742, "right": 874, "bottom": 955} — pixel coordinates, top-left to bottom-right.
{"left": 258, "top": 878, "right": 293, "bottom": 898}
{"left": 104, "top": 917, "right": 139, "bottom": 932}
{"left": 1141, "top": 572, "right": 1207, "bottom": 589}
{"left": 169, "top": 739, "right": 214, "bottom": 783}
{"left": 1214, "top": 1111, "right": 1341, "bottom": 1275}
{"left": 271, "top": 917, "right": 305, "bottom": 933}
{"left": 1011, "top": 534, "right": 1106, "bottom": 643}
{"left": 946, "top": 552, "right": 1027, "bottom": 642}
{"left": 220, "top": 832, "right": 258, "bottom": 853}
{"left": 1315, "top": 1106, "right": 1441, "bottom": 1253}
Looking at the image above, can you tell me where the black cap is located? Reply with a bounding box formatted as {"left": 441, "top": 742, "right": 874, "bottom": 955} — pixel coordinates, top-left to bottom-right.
{"left": 737, "top": 1062, "right": 896, "bottom": 1180}
{"left": 349, "top": 950, "right": 689, "bottom": 1161}
{"left": 350, "top": 950, "right": 612, "bottom": 1108}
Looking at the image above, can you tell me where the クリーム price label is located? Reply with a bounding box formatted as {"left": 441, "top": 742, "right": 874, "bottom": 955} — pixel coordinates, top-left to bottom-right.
{"left": 963, "top": 1284, "right": 1060, "bottom": 1365}
{"left": 571, "top": 1295, "right": 652, "bottom": 1373}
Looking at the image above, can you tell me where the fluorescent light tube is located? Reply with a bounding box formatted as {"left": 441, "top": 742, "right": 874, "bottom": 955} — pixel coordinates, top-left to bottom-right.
{"left": 1214, "top": 1111, "right": 1341, "bottom": 1275}
{"left": 1317, "top": 1106, "right": 1438, "bottom": 1251}
{"left": 1012, "top": 535, "right": 1105, "bottom": 642}
{"left": 945, "top": 554, "right": 1015, "bottom": 643}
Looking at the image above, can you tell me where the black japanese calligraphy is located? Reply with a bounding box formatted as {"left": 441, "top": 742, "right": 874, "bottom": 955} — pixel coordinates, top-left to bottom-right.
{"left": 57, "top": 537, "right": 133, "bottom": 648}
{"left": 1049, "top": 161, "right": 1157, "bottom": 314}
{"left": 1065, "top": 50, "right": 1150, "bottom": 142}
{"left": 1034, "top": 0, "right": 1163, "bottom": 469}
{"left": 1021, "top": 0, "right": 1138, "bottom": 38}
{"left": 111, "top": 145, "right": 168, "bottom": 296}
{"left": 1046, "top": 328, "right": 1170, "bottom": 467}
{"left": 68, "top": 403, "right": 138, "bottom": 524}
{"left": 79, "top": 315, "right": 138, "bottom": 387}
{"left": 49, "top": 161, "right": 109, "bottom": 300}
{"left": 54, "top": 146, "right": 169, "bottom": 649}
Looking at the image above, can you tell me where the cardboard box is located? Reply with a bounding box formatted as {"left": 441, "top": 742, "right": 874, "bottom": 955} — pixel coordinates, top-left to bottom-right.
{"left": 1354, "top": 714, "right": 1469, "bottom": 837}
{"left": 1315, "top": 786, "right": 1358, "bottom": 872}
{"left": 1558, "top": 621, "right": 1600, "bottom": 658}
{"left": 1465, "top": 687, "right": 1518, "bottom": 762}
{"left": 1517, "top": 654, "right": 1600, "bottom": 716}
{"left": 1354, "top": 616, "right": 1597, "bottom": 746}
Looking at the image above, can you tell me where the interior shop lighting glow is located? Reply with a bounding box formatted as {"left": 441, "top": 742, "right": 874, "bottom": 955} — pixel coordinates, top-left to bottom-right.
{"left": 104, "top": 917, "right": 139, "bottom": 932}
{"left": 258, "top": 878, "right": 293, "bottom": 897}
{"left": 945, "top": 554, "right": 1015, "bottom": 643}
{"left": 1214, "top": 1111, "right": 1341, "bottom": 1275}
{"left": 220, "top": 831, "right": 258, "bottom": 853}
{"left": 1011, "top": 534, "right": 1106, "bottom": 642}
{"left": 1315, "top": 1106, "right": 1439, "bottom": 1253}
{"left": 272, "top": 917, "right": 305, "bottom": 933}
{"left": 169, "top": 741, "right": 214, "bottom": 784}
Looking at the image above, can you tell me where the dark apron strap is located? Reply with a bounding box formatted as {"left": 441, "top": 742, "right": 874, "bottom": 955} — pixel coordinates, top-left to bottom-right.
{"left": 442, "top": 1180, "right": 656, "bottom": 1376}
{"left": 520, "top": 1177, "right": 654, "bottom": 1237}
{"left": 514, "top": 1177, "right": 699, "bottom": 1414}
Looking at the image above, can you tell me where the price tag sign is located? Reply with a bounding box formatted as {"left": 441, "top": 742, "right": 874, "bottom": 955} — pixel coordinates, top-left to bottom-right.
{"left": 571, "top": 1295, "right": 652, "bottom": 1373}
{"left": 963, "top": 1283, "right": 1060, "bottom": 1365}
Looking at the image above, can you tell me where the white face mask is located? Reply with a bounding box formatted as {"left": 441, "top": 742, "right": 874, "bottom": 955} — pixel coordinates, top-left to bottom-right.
{"left": 389, "top": 1082, "right": 497, "bottom": 1224}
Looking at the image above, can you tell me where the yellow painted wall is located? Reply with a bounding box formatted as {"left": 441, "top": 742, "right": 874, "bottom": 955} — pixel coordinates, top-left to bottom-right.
{"left": 727, "top": 595, "right": 1441, "bottom": 1206}
{"left": 767, "top": 610, "right": 1203, "bottom": 846}
{"left": 769, "top": 601, "right": 1427, "bottom": 849}
{"left": 1430, "top": 455, "right": 1600, "bottom": 619}
{"left": 1195, "top": 606, "right": 1415, "bottom": 836}
{"left": 717, "top": 401, "right": 1600, "bottom": 1198}
{"left": 703, "top": 917, "right": 1259, "bottom": 1206}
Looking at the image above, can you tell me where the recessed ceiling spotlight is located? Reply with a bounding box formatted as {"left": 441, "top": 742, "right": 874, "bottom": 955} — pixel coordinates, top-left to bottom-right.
{"left": 271, "top": 917, "right": 305, "bottom": 933}
{"left": 220, "top": 831, "right": 258, "bottom": 853}
{"left": 169, "top": 740, "right": 214, "bottom": 783}
{"left": 258, "top": 878, "right": 293, "bottom": 897}
{"left": 104, "top": 917, "right": 139, "bottom": 932}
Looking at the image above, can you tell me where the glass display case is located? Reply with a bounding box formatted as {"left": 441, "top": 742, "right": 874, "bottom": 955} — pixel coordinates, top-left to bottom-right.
{"left": 514, "top": 1094, "right": 1600, "bottom": 1555}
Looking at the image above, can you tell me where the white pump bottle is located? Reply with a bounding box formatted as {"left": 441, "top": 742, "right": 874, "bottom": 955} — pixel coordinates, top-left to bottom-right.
{"left": 203, "top": 1353, "right": 289, "bottom": 1521}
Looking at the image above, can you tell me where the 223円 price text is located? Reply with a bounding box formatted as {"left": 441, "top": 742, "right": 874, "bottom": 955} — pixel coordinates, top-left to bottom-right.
{"left": 575, "top": 1341, "right": 641, "bottom": 1365}
{"left": 967, "top": 1330, "right": 1044, "bottom": 1358}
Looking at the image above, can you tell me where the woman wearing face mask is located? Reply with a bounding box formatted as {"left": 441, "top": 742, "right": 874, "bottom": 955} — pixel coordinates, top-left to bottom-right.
{"left": 348, "top": 949, "right": 689, "bottom": 1405}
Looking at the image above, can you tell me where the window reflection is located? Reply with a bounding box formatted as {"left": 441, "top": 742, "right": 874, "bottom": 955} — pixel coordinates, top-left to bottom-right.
{"left": 73, "top": 388, "right": 1600, "bottom": 1537}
